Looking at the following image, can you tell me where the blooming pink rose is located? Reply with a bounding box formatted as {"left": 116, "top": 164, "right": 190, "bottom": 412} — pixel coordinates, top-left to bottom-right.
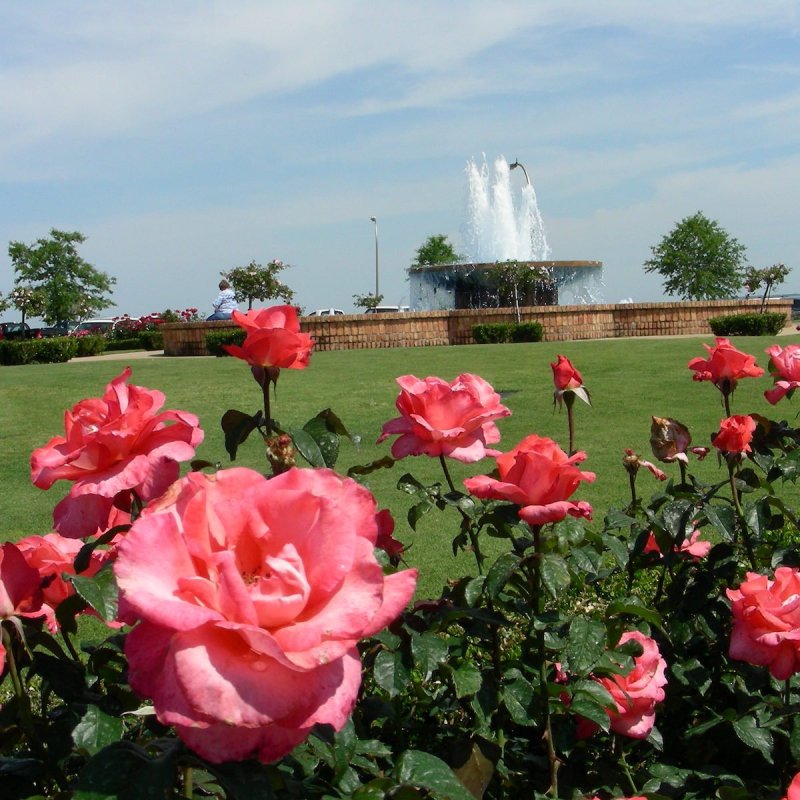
{"left": 727, "top": 567, "right": 800, "bottom": 679}
{"left": 114, "top": 466, "right": 418, "bottom": 764}
{"left": 687, "top": 337, "right": 763, "bottom": 394}
{"left": 224, "top": 305, "right": 314, "bottom": 369}
{"left": 594, "top": 630, "right": 667, "bottom": 739}
{"left": 464, "top": 434, "right": 595, "bottom": 526}
{"left": 16, "top": 533, "right": 109, "bottom": 631}
{"left": 30, "top": 368, "right": 203, "bottom": 537}
{"left": 765, "top": 344, "right": 800, "bottom": 404}
{"left": 650, "top": 416, "right": 709, "bottom": 464}
{"left": 783, "top": 772, "right": 800, "bottom": 800}
{"left": 0, "top": 542, "right": 46, "bottom": 669}
{"left": 378, "top": 373, "right": 511, "bottom": 463}
{"left": 711, "top": 415, "right": 756, "bottom": 455}
{"left": 643, "top": 529, "right": 712, "bottom": 561}
{"left": 551, "top": 354, "right": 583, "bottom": 391}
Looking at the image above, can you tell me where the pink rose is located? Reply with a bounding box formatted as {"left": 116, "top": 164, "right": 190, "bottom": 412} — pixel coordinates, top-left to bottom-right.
{"left": 765, "top": 344, "right": 800, "bottom": 404}
{"left": 688, "top": 337, "right": 763, "bottom": 394}
{"left": 594, "top": 630, "right": 667, "bottom": 739}
{"left": 30, "top": 368, "right": 203, "bottom": 537}
{"left": 224, "top": 305, "right": 314, "bottom": 369}
{"left": 551, "top": 354, "right": 583, "bottom": 391}
{"left": 643, "top": 529, "right": 712, "bottom": 561}
{"left": 783, "top": 772, "right": 800, "bottom": 800}
{"left": 378, "top": 373, "right": 511, "bottom": 463}
{"left": 114, "top": 466, "right": 418, "bottom": 764}
{"left": 0, "top": 542, "right": 46, "bottom": 670}
{"left": 727, "top": 567, "right": 800, "bottom": 679}
{"left": 711, "top": 415, "right": 755, "bottom": 455}
{"left": 16, "top": 533, "right": 109, "bottom": 631}
{"left": 464, "top": 434, "right": 595, "bottom": 526}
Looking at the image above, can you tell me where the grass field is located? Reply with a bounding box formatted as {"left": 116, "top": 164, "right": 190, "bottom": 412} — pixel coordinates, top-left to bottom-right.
{"left": 2, "top": 334, "right": 797, "bottom": 596}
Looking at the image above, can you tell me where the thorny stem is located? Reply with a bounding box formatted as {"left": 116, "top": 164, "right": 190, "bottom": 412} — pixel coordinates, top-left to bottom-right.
{"left": 439, "top": 454, "right": 485, "bottom": 574}
{"left": 615, "top": 736, "right": 639, "bottom": 797}
{"left": 679, "top": 460, "right": 688, "bottom": 486}
{"left": 565, "top": 393, "right": 577, "bottom": 456}
{"left": 262, "top": 381, "right": 272, "bottom": 435}
{"left": 727, "top": 460, "right": 756, "bottom": 570}
{"left": 183, "top": 765, "right": 193, "bottom": 798}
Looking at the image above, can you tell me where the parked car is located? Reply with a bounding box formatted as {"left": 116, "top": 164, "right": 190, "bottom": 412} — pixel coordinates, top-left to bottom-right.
{"left": 363, "top": 305, "right": 409, "bottom": 314}
{"left": 0, "top": 321, "right": 42, "bottom": 340}
{"left": 69, "top": 318, "right": 116, "bottom": 336}
{"left": 41, "top": 320, "right": 79, "bottom": 337}
{"left": 308, "top": 308, "right": 345, "bottom": 317}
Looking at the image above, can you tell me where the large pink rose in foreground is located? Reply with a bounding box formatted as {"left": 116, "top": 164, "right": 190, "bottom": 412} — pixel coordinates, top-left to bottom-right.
{"left": 464, "top": 434, "right": 595, "bottom": 526}
{"left": 224, "top": 305, "right": 314, "bottom": 369}
{"left": 114, "top": 467, "right": 418, "bottom": 764}
{"left": 595, "top": 630, "right": 667, "bottom": 739}
{"left": 765, "top": 344, "right": 800, "bottom": 405}
{"left": 727, "top": 567, "right": 800, "bottom": 680}
{"left": 378, "top": 373, "right": 511, "bottom": 463}
{"left": 30, "top": 367, "right": 203, "bottom": 537}
{"left": 783, "top": 772, "right": 800, "bottom": 800}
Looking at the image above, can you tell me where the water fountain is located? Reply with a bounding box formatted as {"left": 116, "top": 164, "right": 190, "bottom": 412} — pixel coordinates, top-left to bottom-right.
{"left": 409, "top": 155, "right": 603, "bottom": 310}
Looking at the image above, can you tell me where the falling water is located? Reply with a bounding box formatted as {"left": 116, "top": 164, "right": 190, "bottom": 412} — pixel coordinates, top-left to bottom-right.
{"left": 462, "top": 155, "right": 551, "bottom": 263}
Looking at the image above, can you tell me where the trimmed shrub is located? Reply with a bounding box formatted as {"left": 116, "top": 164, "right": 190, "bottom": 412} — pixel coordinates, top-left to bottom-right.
{"left": 0, "top": 337, "right": 78, "bottom": 365}
{"left": 104, "top": 338, "right": 141, "bottom": 352}
{"left": 473, "top": 322, "right": 544, "bottom": 344}
{"left": 73, "top": 335, "right": 107, "bottom": 358}
{"left": 709, "top": 312, "right": 786, "bottom": 336}
{"left": 205, "top": 328, "right": 246, "bottom": 356}
{"left": 138, "top": 331, "right": 164, "bottom": 351}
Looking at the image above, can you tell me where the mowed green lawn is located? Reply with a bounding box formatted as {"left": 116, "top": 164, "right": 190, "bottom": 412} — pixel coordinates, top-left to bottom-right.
{"left": 2, "top": 334, "right": 797, "bottom": 596}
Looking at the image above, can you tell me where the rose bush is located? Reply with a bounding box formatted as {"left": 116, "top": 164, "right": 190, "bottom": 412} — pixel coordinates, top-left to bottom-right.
{"left": 113, "top": 466, "right": 418, "bottom": 763}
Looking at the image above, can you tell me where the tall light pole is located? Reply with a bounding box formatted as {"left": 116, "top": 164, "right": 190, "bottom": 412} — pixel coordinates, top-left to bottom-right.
{"left": 369, "top": 216, "right": 379, "bottom": 297}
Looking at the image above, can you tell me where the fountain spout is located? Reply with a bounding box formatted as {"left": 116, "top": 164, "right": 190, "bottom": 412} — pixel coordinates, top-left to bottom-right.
{"left": 509, "top": 159, "right": 530, "bottom": 185}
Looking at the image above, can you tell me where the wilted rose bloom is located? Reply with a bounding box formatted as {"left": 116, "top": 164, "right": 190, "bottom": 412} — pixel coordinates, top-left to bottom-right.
{"left": 687, "top": 337, "right": 763, "bottom": 394}
{"left": 378, "top": 373, "right": 511, "bottom": 463}
{"left": 30, "top": 367, "right": 203, "bottom": 538}
{"left": 764, "top": 344, "right": 800, "bottom": 405}
{"left": 643, "top": 529, "right": 712, "bottom": 561}
{"left": 712, "top": 415, "right": 756, "bottom": 455}
{"left": 375, "top": 508, "right": 405, "bottom": 561}
{"left": 650, "top": 416, "right": 709, "bottom": 464}
{"left": 551, "top": 354, "right": 583, "bottom": 391}
{"left": 728, "top": 567, "right": 800, "bottom": 680}
{"left": 16, "top": 533, "right": 109, "bottom": 631}
{"left": 0, "top": 542, "right": 46, "bottom": 669}
{"left": 623, "top": 449, "right": 666, "bottom": 481}
{"left": 114, "top": 466, "right": 418, "bottom": 764}
{"left": 594, "top": 630, "right": 667, "bottom": 739}
{"left": 224, "top": 305, "right": 313, "bottom": 369}
{"left": 464, "top": 434, "right": 595, "bottom": 526}
{"left": 783, "top": 772, "right": 800, "bottom": 800}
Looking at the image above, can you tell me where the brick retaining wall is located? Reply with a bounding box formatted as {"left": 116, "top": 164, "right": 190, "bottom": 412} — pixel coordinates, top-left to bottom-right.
{"left": 161, "top": 299, "right": 791, "bottom": 356}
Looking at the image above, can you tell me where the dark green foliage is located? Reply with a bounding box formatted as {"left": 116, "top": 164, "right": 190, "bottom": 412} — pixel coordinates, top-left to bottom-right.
{"left": 205, "top": 327, "right": 246, "bottom": 356}
{"left": 412, "top": 234, "right": 463, "bottom": 266}
{"left": 104, "top": 338, "right": 142, "bottom": 352}
{"left": 137, "top": 330, "right": 164, "bottom": 350}
{"left": 644, "top": 211, "right": 747, "bottom": 300}
{"left": 74, "top": 335, "right": 107, "bottom": 357}
{"left": 0, "top": 337, "right": 78, "bottom": 365}
{"left": 709, "top": 312, "right": 786, "bottom": 336}
{"left": 472, "top": 322, "right": 543, "bottom": 343}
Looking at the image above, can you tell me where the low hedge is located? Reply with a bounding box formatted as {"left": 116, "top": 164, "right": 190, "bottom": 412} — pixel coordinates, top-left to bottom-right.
{"left": 472, "top": 321, "right": 544, "bottom": 344}
{"left": 205, "top": 328, "right": 246, "bottom": 356}
{"left": 104, "top": 338, "right": 141, "bottom": 352}
{"left": 138, "top": 331, "right": 164, "bottom": 351}
{"left": 74, "top": 335, "right": 107, "bottom": 357}
{"left": 709, "top": 312, "right": 786, "bottom": 336}
{"left": 0, "top": 337, "right": 78, "bottom": 365}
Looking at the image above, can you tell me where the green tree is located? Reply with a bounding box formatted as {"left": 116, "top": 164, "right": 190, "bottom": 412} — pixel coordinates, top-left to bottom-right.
{"left": 8, "top": 229, "right": 115, "bottom": 324}
{"left": 490, "top": 260, "right": 554, "bottom": 321}
{"left": 222, "top": 259, "right": 295, "bottom": 310}
{"left": 411, "top": 234, "right": 462, "bottom": 266}
{"left": 744, "top": 262, "right": 791, "bottom": 313}
{"left": 7, "top": 286, "right": 47, "bottom": 325}
{"left": 352, "top": 292, "right": 384, "bottom": 311}
{"left": 643, "top": 212, "right": 747, "bottom": 300}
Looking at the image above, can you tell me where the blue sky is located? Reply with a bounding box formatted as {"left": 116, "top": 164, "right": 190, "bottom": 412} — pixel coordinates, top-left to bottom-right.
{"left": 1, "top": 1, "right": 799, "bottom": 318}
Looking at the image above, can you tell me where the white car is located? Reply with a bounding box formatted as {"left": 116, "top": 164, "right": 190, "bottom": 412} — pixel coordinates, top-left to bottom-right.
{"left": 69, "top": 318, "right": 116, "bottom": 335}
{"left": 364, "top": 305, "right": 409, "bottom": 314}
{"left": 308, "top": 308, "right": 345, "bottom": 317}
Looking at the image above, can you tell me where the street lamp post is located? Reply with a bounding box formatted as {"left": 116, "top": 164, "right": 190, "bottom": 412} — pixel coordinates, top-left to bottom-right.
{"left": 370, "top": 216, "right": 379, "bottom": 297}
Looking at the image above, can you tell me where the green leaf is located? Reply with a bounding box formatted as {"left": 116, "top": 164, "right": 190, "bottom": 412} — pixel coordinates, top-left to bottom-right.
{"left": 564, "top": 617, "right": 607, "bottom": 676}
{"left": 408, "top": 499, "right": 434, "bottom": 530}
{"left": 540, "top": 553, "right": 570, "bottom": 598}
{"left": 286, "top": 426, "right": 326, "bottom": 468}
{"left": 484, "top": 552, "right": 521, "bottom": 598}
{"left": 502, "top": 673, "right": 535, "bottom": 726}
{"left": 221, "top": 408, "right": 261, "bottom": 460}
{"left": 703, "top": 504, "right": 736, "bottom": 542}
{"left": 395, "top": 750, "right": 475, "bottom": 800}
{"left": 733, "top": 715, "right": 774, "bottom": 763}
{"left": 373, "top": 650, "right": 410, "bottom": 697}
{"left": 72, "top": 705, "right": 124, "bottom": 755}
{"left": 449, "top": 663, "right": 483, "bottom": 699}
{"left": 411, "top": 631, "right": 448, "bottom": 679}
{"left": 603, "top": 507, "right": 639, "bottom": 529}
{"left": 605, "top": 599, "right": 664, "bottom": 632}
{"left": 347, "top": 455, "right": 396, "bottom": 479}
{"left": 69, "top": 565, "right": 118, "bottom": 622}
